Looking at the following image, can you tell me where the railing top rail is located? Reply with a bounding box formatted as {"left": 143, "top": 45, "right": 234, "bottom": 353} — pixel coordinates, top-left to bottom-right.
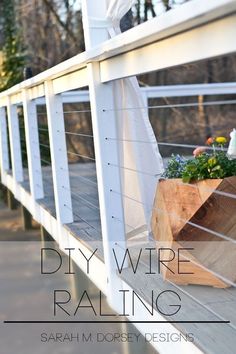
{"left": 0, "top": 0, "right": 235, "bottom": 104}
{"left": 143, "top": 82, "right": 236, "bottom": 97}
{"left": 28, "top": 82, "right": 236, "bottom": 106}
{"left": 4, "top": 82, "right": 236, "bottom": 106}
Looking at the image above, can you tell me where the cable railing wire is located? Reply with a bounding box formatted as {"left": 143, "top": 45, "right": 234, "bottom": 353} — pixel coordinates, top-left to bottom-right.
{"left": 106, "top": 137, "right": 228, "bottom": 152}
{"left": 16, "top": 100, "right": 236, "bottom": 243}
{"left": 19, "top": 139, "right": 236, "bottom": 200}
{"left": 110, "top": 189, "right": 236, "bottom": 245}
{"left": 67, "top": 151, "right": 95, "bottom": 161}
{"left": 69, "top": 170, "right": 97, "bottom": 186}
{"left": 71, "top": 193, "right": 99, "bottom": 211}
{"left": 38, "top": 127, "right": 49, "bottom": 132}
{"left": 62, "top": 185, "right": 99, "bottom": 211}
{"left": 158, "top": 142, "right": 227, "bottom": 151}
{"left": 60, "top": 167, "right": 97, "bottom": 187}
{"left": 40, "top": 158, "right": 51, "bottom": 166}
{"left": 34, "top": 98, "right": 236, "bottom": 116}
{"left": 102, "top": 99, "right": 236, "bottom": 113}
{"left": 64, "top": 203, "right": 101, "bottom": 235}
{"left": 72, "top": 188, "right": 98, "bottom": 202}
{"left": 32, "top": 98, "right": 236, "bottom": 122}
{"left": 63, "top": 109, "right": 91, "bottom": 114}
{"left": 64, "top": 131, "right": 94, "bottom": 138}
{"left": 112, "top": 215, "right": 148, "bottom": 239}
{"left": 37, "top": 167, "right": 97, "bottom": 195}
{"left": 108, "top": 162, "right": 162, "bottom": 178}
{"left": 39, "top": 143, "right": 51, "bottom": 149}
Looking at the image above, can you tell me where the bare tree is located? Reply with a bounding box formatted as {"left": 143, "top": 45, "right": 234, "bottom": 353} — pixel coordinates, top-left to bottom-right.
{"left": 16, "top": 0, "right": 84, "bottom": 74}
{"left": 144, "top": 0, "right": 156, "bottom": 21}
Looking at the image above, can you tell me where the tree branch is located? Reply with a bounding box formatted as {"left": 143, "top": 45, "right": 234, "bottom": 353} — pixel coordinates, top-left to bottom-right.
{"left": 41, "top": 0, "right": 79, "bottom": 49}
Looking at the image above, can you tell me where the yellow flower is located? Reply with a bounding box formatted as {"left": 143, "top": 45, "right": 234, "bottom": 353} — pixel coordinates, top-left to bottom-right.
{"left": 215, "top": 136, "right": 227, "bottom": 144}
{"left": 208, "top": 157, "right": 217, "bottom": 167}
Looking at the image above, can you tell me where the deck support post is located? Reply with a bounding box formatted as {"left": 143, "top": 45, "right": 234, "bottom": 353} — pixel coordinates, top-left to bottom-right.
{"left": 82, "top": 0, "right": 127, "bottom": 312}
{"left": 7, "top": 188, "right": 18, "bottom": 210}
{"left": 40, "top": 226, "right": 52, "bottom": 258}
{"left": 0, "top": 107, "right": 10, "bottom": 186}
{"left": 120, "top": 322, "right": 148, "bottom": 354}
{"left": 22, "top": 89, "right": 44, "bottom": 201}
{"left": 40, "top": 226, "right": 64, "bottom": 259}
{"left": 0, "top": 183, "right": 8, "bottom": 205}
{"left": 70, "top": 260, "right": 98, "bottom": 301}
{"left": 40, "top": 225, "right": 53, "bottom": 246}
{"left": 21, "top": 205, "right": 33, "bottom": 230}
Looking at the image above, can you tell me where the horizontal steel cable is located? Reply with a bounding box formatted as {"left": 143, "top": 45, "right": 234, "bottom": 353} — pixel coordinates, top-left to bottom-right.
{"left": 103, "top": 99, "right": 236, "bottom": 112}
{"left": 69, "top": 170, "right": 97, "bottom": 187}
{"left": 108, "top": 162, "right": 162, "bottom": 178}
{"left": 64, "top": 131, "right": 93, "bottom": 138}
{"left": 110, "top": 189, "right": 236, "bottom": 245}
{"left": 106, "top": 137, "right": 228, "bottom": 152}
{"left": 63, "top": 203, "right": 101, "bottom": 235}
{"left": 62, "top": 185, "right": 99, "bottom": 211}
{"left": 67, "top": 151, "right": 95, "bottom": 161}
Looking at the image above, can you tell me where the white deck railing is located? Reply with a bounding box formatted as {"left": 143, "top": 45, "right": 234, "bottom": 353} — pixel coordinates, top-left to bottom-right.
{"left": 0, "top": 1, "right": 236, "bottom": 353}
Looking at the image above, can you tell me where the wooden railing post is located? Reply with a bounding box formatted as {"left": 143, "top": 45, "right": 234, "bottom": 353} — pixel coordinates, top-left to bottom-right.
{"left": 44, "top": 81, "right": 73, "bottom": 225}
{"left": 0, "top": 107, "right": 10, "bottom": 185}
{"left": 6, "top": 98, "right": 23, "bottom": 196}
{"left": 22, "top": 89, "right": 44, "bottom": 200}
{"left": 82, "top": 0, "right": 127, "bottom": 311}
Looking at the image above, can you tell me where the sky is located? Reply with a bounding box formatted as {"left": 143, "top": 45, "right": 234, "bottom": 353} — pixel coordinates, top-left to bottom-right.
{"left": 60, "top": 0, "right": 188, "bottom": 23}
{"left": 73, "top": 0, "right": 187, "bottom": 15}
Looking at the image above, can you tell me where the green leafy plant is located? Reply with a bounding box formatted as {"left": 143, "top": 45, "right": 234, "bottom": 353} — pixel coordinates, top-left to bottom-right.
{"left": 163, "top": 137, "right": 236, "bottom": 183}
{"left": 0, "top": 0, "right": 25, "bottom": 91}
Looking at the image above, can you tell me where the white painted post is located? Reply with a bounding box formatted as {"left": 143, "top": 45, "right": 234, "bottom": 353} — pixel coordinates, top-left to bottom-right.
{"left": 22, "top": 90, "right": 44, "bottom": 200}
{"left": 82, "top": 0, "right": 127, "bottom": 312}
{"left": 0, "top": 107, "right": 10, "bottom": 185}
{"left": 6, "top": 98, "right": 23, "bottom": 184}
{"left": 44, "top": 81, "right": 73, "bottom": 224}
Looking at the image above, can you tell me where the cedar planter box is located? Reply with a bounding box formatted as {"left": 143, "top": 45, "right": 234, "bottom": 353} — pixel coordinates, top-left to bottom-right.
{"left": 151, "top": 176, "right": 236, "bottom": 288}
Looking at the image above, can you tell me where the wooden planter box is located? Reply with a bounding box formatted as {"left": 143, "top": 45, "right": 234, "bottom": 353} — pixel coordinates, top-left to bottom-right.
{"left": 151, "top": 176, "right": 236, "bottom": 288}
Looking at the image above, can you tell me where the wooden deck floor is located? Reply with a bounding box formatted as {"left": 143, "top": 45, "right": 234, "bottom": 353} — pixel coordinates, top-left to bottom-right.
{"left": 21, "top": 163, "right": 103, "bottom": 250}
{"left": 20, "top": 162, "right": 236, "bottom": 354}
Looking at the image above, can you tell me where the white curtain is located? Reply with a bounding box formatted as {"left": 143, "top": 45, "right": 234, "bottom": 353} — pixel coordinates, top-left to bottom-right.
{"left": 106, "top": 0, "right": 164, "bottom": 238}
